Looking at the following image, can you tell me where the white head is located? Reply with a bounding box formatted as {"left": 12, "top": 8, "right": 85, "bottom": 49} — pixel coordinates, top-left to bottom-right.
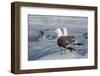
{"left": 55, "top": 27, "right": 68, "bottom": 38}
{"left": 62, "top": 28, "right": 68, "bottom": 36}
{"left": 55, "top": 28, "right": 62, "bottom": 38}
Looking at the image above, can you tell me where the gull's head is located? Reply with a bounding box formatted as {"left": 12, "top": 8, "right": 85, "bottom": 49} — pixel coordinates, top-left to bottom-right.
{"left": 55, "top": 28, "right": 62, "bottom": 38}
{"left": 55, "top": 28, "right": 60, "bottom": 33}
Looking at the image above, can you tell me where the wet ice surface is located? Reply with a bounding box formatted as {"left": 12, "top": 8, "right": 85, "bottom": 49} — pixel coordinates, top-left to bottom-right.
{"left": 28, "top": 16, "right": 88, "bottom": 61}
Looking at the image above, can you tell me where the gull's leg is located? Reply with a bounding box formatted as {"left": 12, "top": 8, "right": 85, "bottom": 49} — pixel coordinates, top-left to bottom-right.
{"left": 64, "top": 48, "right": 67, "bottom": 54}
{"left": 60, "top": 47, "right": 63, "bottom": 55}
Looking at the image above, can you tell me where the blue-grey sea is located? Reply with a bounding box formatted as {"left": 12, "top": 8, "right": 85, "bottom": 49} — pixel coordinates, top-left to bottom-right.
{"left": 28, "top": 15, "right": 88, "bottom": 61}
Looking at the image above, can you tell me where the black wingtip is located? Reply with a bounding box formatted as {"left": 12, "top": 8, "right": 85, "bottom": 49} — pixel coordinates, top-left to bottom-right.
{"left": 66, "top": 47, "right": 76, "bottom": 51}
{"left": 76, "top": 43, "right": 84, "bottom": 46}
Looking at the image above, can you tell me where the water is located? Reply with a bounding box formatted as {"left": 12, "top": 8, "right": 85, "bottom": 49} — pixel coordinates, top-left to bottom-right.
{"left": 28, "top": 15, "right": 88, "bottom": 61}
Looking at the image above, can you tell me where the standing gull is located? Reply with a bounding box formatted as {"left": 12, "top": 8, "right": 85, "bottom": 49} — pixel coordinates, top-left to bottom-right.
{"left": 55, "top": 28, "right": 83, "bottom": 54}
